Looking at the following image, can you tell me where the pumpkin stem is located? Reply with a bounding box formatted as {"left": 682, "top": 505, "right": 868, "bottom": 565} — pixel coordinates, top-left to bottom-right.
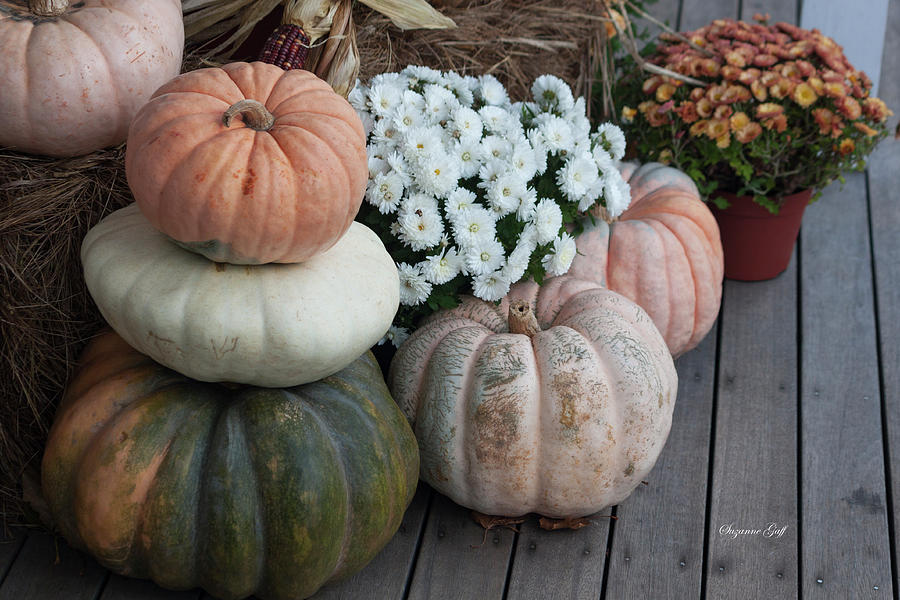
{"left": 223, "top": 100, "right": 275, "bottom": 132}
{"left": 29, "top": 0, "right": 68, "bottom": 16}
{"left": 508, "top": 301, "right": 541, "bottom": 337}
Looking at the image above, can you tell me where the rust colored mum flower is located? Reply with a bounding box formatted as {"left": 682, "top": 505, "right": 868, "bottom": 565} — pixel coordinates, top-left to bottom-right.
{"left": 823, "top": 82, "right": 847, "bottom": 98}
{"left": 642, "top": 76, "right": 663, "bottom": 95}
{"left": 697, "top": 97, "right": 715, "bottom": 118}
{"left": 836, "top": 96, "right": 862, "bottom": 120}
{"left": 739, "top": 68, "right": 762, "bottom": 84}
{"left": 838, "top": 138, "right": 855, "bottom": 155}
{"left": 621, "top": 106, "right": 637, "bottom": 123}
{"left": 638, "top": 100, "right": 658, "bottom": 115}
{"left": 735, "top": 121, "right": 763, "bottom": 143}
{"left": 770, "top": 77, "right": 796, "bottom": 100}
{"left": 753, "top": 53, "right": 779, "bottom": 67}
{"left": 756, "top": 102, "right": 784, "bottom": 119}
{"left": 812, "top": 108, "right": 835, "bottom": 135}
{"left": 807, "top": 76, "right": 825, "bottom": 95}
{"left": 708, "top": 84, "right": 728, "bottom": 104}
{"left": 762, "top": 114, "right": 788, "bottom": 132}
{"left": 725, "top": 85, "right": 752, "bottom": 102}
{"left": 721, "top": 65, "right": 743, "bottom": 81}
{"left": 792, "top": 82, "right": 818, "bottom": 108}
{"left": 730, "top": 111, "right": 751, "bottom": 131}
{"left": 760, "top": 71, "right": 780, "bottom": 87}
{"left": 689, "top": 119, "right": 710, "bottom": 137}
{"left": 658, "top": 148, "right": 674, "bottom": 165}
{"left": 863, "top": 97, "right": 892, "bottom": 122}
{"left": 715, "top": 105, "right": 734, "bottom": 120}
{"left": 647, "top": 105, "right": 672, "bottom": 127}
{"left": 677, "top": 101, "right": 700, "bottom": 123}
{"left": 690, "top": 87, "right": 706, "bottom": 102}
{"left": 656, "top": 83, "right": 677, "bottom": 102}
{"left": 751, "top": 80, "right": 768, "bottom": 101}
{"left": 725, "top": 50, "right": 747, "bottom": 68}
{"left": 707, "top": 118, "right": 730, "bottom": 139}
{"left": 716, "top": 132, "right": 731, "bottom": 148}
{"left": 854, "top": 122, "right": 879, "bottom": 137}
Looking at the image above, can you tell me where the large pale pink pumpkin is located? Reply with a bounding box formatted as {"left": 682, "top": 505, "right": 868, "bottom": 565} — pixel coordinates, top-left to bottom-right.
{"left": 0, "top": 0, "right": 183, "bottom": 156}
{"left": 125, "top": 61, "right": 368, "bottom": 265}
{"left": 389, "top": 275, "right": 677, "bottom": 518}
{"left": 569, "top": 162, "right": 724, "bottom": 357}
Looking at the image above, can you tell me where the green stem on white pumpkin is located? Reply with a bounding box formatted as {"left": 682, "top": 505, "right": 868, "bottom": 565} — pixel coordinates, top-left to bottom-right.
{"left": 29, "top": 0, "right": 68, "bottom": 17}
{"left": 222, "top": 100, "right": 275, "bottom": 131}
{"left": 508, "top": 301, "right": 541, "bottom": 337}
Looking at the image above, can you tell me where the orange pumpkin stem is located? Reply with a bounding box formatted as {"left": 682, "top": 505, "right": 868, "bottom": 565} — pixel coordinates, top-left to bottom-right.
{"left": 222, "top": 100, "right": 275, "bottom": 132}
{"left": 29, "top": 0, "right": 68, "bottom": 16}
{"left": 508, "top": 301, "right": 541, "bottom": 337}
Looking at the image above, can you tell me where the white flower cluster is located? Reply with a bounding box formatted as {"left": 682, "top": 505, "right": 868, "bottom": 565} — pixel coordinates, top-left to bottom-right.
{"left": 351, "top": 67, "right": 630, "bottom": 314}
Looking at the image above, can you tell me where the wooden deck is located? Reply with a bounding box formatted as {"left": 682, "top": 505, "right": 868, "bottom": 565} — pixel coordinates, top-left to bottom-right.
{"left": 2, "top": 0, "right": 899, "bottom": 598}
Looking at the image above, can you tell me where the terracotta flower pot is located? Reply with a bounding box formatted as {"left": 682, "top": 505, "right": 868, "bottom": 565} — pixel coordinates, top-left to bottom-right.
{"left": 710, "top": 189, "right": 813, "bottom": 281}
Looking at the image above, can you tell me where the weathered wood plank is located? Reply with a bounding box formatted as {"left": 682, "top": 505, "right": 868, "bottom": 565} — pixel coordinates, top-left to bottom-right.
{"left": 313, "top": 486, "right": 431, "bottom": 600}
{"left": 0, "top": 529, "right": 26, "bottom": 585}
{"left": 405, "top": 494, "right": 515, "bottom": 600}
{"left": 704, "top": 263, "right": 799, "bottom": 599}
{"left": 100, "top": 575, "right": 199, "bottom": 600}
{"left": 604, "top": 327, "right": 718, "bottom": 599}
{"left": 505, "top": 514, "right": 611, "bottom": 600}
{"left": 868, "top": 0, "right": 900, "bottom": 595}
{"left": 800, "top": 174, "right": 893, "bottom": 597}
{"left": 0, "top": 533, "right": 106, "bottom": 600}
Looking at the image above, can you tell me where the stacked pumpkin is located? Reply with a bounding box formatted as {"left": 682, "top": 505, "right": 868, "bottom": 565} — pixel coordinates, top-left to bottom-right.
{"left": 41, "top": 62, "right": 420, "bottom": 600}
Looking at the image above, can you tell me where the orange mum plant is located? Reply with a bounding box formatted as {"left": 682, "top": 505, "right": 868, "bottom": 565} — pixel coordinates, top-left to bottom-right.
{"left": 615, "top": 14, "right": 892, "bottom": 213}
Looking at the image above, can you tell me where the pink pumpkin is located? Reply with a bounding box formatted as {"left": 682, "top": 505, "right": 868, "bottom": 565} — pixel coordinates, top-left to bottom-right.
{"left": 569, "top": 162, "right": 724, "bottom": 356}
{"left": 0, "top": 0, "right": 183, "bottom": 156}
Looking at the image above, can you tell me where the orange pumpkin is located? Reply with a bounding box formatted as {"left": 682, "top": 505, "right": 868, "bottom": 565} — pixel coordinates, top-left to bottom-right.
{"left": 125, "top": 61, "right": 367, "bottom": 265}
{"left": 0, "top": 0, "right": 183, "bottom": 157}
{"left": 569, "top": 162, "right": 724, "bottom": 357}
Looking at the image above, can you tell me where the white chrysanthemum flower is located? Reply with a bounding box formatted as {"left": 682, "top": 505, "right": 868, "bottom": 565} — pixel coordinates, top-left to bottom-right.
{"left": 398, "top": 203, "right": 444, "bottom": 251}
{"left": 370, "top": 71, "right": 408, "bottom": 89}
{"left": 566, "top": 97, "right": 592, "bottom": 137}
{"left": 515, "top": 186, "right": 538, "bottom": 221}
{"left": 593, "top": 143, "right": 616, "bottom": 173}
{"left": 503, "top": 239, "right": 533, "bottom": 282}
{"left": 367, "top": 153, "right": 388, "bottom": 179}
{"left": 415, "top": 151, "right": 460, "bottom": 199}
{"left": 472, "top": 270, "right": 511, "bottom": 302}
{"left": 452, "top": 139, "right": 482, "bottom": 179}
{"left": 479, "top": 105, "right": 513, "bottom": 134}
{"left": 482, "top": 135, "right": 511, "bottom": 161}
{"left": 451, "top": 205, "right": 497, "bottom": 247}
{"left": 349, "top": 82, "right": 368, "bottom": 111}
{"left": 397, "top": 262, "right": 432, "bottom": 306}
{"left": 603, "top": 169, "right": 632, "bottom": 219}
{"left": 423, "top": 84, "right": 458, "bottom": 124}
{"left": 443, "top": 71, "right": 475, "bottom": 106}
{"left": 465, "top": 238, "right": 505, "bottom": 275}
{"left": 486, "top": 172, "right": 527, "bottom": 216}
{"left": 421, "top": 247, "right": 462, "bottom": 284}
{"left": 509, "top": 142, "right": 538, "bottom": 181}
{"left": 526, "top": 129, "right": 550, "bottom": 176}
{"left": 368, "top": 82, "right": 402, "bottom": 117}
{"left": 541, "top": 233, "right": 577, "bottom": 276}
{"left": 450, "top": 106, "right": 483, "bottom": 143}
{"left": 535, "top": 114, "right": 574, "bottom": 154}
{"left": 403, "top": 125, "right": 443, "bottom": 165}
{"left": 385, "top": 150, "right": 413, "bottom": 187}
{"left": 403, "top": 65, "right": 443, "bottom": 85}
{"left": 445, "top": 188, "right": 477, "bottom": 217}
{"left": 556, "top": 152, "right": 600, "bottom": 203}
{"left": 392, "top": 102, "right": 424, "bottom": 132}
{"left": 532, "top": 198, "right": 563, "bottom": 244}
{"left": 366, "top": 171, "right": 405, "bottom": 214}
{"left": 378, "top": 325, "right": 410, "bottom": 348}
{"left": 477, "top": 74, "right": 508, "bottom": 106}
{"left": 594, "top": 123, "right": 627, "bottom": 161}
{"left": 531, "top": 74, "right": 575, "bottom": 113}
{"left": 477, "top": 159, "right": 506, "bottom": 188}
{"left": 400, "top": 192, "right": 439, "bottom": 215}
{"left": 372, "top": 118, "right": 400, "bottom": 147}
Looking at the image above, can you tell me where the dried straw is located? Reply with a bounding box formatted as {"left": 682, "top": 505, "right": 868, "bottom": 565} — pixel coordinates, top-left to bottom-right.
{"left": 0, "top": 146, "right": 131, "bottom": 522}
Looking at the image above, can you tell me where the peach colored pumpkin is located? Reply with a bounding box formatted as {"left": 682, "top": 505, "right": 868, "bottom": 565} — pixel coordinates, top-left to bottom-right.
{"left": 569, "top": 161, "right": 724, "bottom": 357}
{"left": 125, "top": 61, "right": 368, "bottom": 265}
{"left": 389, "top": 275, "right": 677, "bottom": 518}
{"left": 0, "top": 0, "right": 183, "bottom": 156}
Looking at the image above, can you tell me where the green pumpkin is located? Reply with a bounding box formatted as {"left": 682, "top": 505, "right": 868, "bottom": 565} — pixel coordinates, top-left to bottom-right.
{"left": 42, "top": 331, "right": 419, "bottom": 600}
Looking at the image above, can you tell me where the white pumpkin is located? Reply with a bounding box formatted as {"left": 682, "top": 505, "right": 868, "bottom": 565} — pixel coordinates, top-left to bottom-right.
{"left": 389, "top": 275, "right": 677, "bottom": 518}
{"left": 82, "top": 204, "right": 399, "bottom": 387}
